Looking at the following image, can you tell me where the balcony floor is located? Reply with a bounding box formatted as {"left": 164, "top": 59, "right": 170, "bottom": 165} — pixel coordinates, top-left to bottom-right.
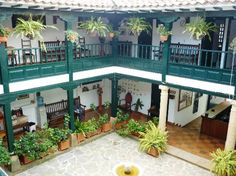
{"left": 167, "top": 117, "right": 225, "bottom": 159}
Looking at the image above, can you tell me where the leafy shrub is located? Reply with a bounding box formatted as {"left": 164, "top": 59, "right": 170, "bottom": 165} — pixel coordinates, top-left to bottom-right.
{"left": 0, "top": 139, "right": 11, "bottom": 165}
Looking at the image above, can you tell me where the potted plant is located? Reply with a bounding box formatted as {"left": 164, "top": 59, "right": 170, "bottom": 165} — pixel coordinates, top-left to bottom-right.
{"left": 113, "top": 109, "right": 129, "bottom": 130}
{"left": 74, "top": 119, "right": 86, "bottom": 143}
{"left": 14, "top": 131, "right": 54, "bottom": 164}
{"left": 127, "top": 119, "right": 146, "bottom": 138}
{"left": 139, "top": 121, "right": 168, "bottom": 157}
{"left": 12, "top": 15, "right": 57, "bottom": 50}
{"left": 82, "top": 118, "right": 99, "bottom": 138}
{"left": 157, "top": 24, "right": 172, "bottom": 42}
{"left": 126, "top": 17, "right": 151, "bottom": 37}
{"left": 211, "top": 149, "right": 236, "bottom": 176}
{"left": 0, "top": 25, "right": 11, "bottom": 43}
{"left": 184, "top": 17, "right": 217, "bottom": 41}
{"left": 65, "top": 30, "right": 79, "bottom": 43}
{"left": 0, "top": 139, "right": 11, "bottom": 166}
{"left": 99, "top": 113, "right": 112, "bottom": 132}
{"left": 51, "top": 128, "right": 71, "bottom": 151}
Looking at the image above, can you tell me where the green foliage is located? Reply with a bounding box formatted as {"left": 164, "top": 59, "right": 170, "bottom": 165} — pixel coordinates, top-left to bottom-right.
{"left": 74, "top": 119, "right": 85, "bottom": 136}
{"left": 139, "top": 121, "right": 168, "bottom": 154}
{"left": 157, "top": 24, "right": 172, "bottom": 36}
{"left": 98, "top": 113, "right": 109, "bottom": 125}
{"left": 113, "top": 109, "right": 129, "bottom": 124}
{"left": 14, "top": 131, "right": 55, "bottom": 160}
{"left": 0, "top": 139, "right": 11, "bottom": 165}
{"left": 64, "top": 113, "right": 70, "bottom": 129}
{"left": 127, "top": 119, "right": 147, "bottom": 133}
{"left": 116, "top": 128, "right": 130, "bottom": 137}
{"left": 65, "top": 30, "right": 79, "bottom": 43}
{"left": 0, "top": 25, "right": 11, "bottom": 37}
{"left": 104, "top": 101, "right": 111, "bottom": 110}
{"left": 151, "top": 116, "right": 159, "bottom": 126}
{"left": 79, "top": 17, "right": 111, "bottom": 37}
{"left": 184, "top": 17, "right": 217, "bottom": 41}
{"left": 229, "top": 37, "right": 236, "bottom": 53}
{"left": 133, "top": 98, "right": 144, "bottom": 112}
{"left": 12, "top": 15, "right": 57, "bottom": 50}
{"left": 49, "top": 128, "right": 71, "bottom": 144}
{"left": 211, "top": 149, "right": 236, "bottom": 176}
{"left": 81, "top": 118, "right": 99, "bottom": 133}
{"left": 126, "top": 17, "right": 151, "bottom": 37}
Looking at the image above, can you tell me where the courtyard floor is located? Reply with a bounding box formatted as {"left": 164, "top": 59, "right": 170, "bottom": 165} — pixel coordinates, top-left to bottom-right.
{"left": 16, "top": 133, "right": 213, "bottom": 176}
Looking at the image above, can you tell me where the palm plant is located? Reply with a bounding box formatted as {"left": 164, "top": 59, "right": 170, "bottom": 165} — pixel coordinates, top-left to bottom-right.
{"left": 139, "top": 121, "right": 168, "bottom": 155}
{"left": 126, "top": 17, "right": 151, "bottom": 37}
{"left": 211, "top": 149, "right": 236, "bottom": 176}
{"left": 184, "top": 17, "right": 217, "bottom": 41}
{"left": 12, "top": 15, "right": 57, "bottom": 50}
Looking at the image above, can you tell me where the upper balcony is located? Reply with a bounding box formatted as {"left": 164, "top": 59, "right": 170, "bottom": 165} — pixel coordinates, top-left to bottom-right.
{"left": 0, "top": 41, "right": 235, "bottom": 97}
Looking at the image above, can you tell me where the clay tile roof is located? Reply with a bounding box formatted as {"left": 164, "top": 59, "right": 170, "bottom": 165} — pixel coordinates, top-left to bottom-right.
{"left": 1, "top": 0, "right": 236, "bottom": 11}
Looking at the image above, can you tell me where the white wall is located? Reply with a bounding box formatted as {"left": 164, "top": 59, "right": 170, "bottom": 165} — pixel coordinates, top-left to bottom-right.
{"left": 1, "top": 14, "right": 101, "bottom": 49}
{"left": 118, "top": 79, "right": 151, "bottom": 114}
{"left": 152, "top": 17, "right": 201, "bottom": 46}
{"left": 167, "top": 88, "right": 208, "bottom": 127}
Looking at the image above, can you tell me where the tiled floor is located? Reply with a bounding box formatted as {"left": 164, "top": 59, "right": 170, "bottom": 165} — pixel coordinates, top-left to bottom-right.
{"left": 167, "top": 117, "right": 225, "bottom": 159}
{"left": 16, "top": 133, "right": 212, "bottom": 176}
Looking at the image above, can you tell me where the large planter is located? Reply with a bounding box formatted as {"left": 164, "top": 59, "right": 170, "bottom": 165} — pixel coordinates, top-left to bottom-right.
{"left": 77, "top": 133, "right": 85, "bottom": 143}
{"left": 0, "top": 36, "right": 7, "bottom": 43}
{"left": 86, "top": 131, "right": 97, "bottom": 138}
{"left": 58, "top": 139, "right": 70, "bottom": 151}
{"left": 147, "top": 147, "right": 159, "bottom": 157}
{"left": 114, "top": 120, "right": 128, "bottom": 130}
{"left": 160, "top": 35, "right": 168, "bottom": 42}
{"left": 102, "top": 122, "right": 112, "bottom": 132}
{"left": 131, "top": 132, "right": 142, "bottom": 138}
{"left": 19, "top": 155, "right": 33, "bottom": 165}
{"left": 96, "top": 127, "right": 102, "bottom": 135}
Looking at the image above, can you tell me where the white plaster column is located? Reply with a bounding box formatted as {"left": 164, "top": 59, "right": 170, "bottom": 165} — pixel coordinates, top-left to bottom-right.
{"left": 158, "top": 85, "right": 169, "bottom": 131}
{"left": 225, "top": 100, "right": 236, "bottom": 151}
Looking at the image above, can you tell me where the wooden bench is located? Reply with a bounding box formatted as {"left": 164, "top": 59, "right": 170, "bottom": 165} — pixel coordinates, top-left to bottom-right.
{"left": 153, "top": 42, "right": 200, "bottom": 64}
{"left": 45, "top": 97, "right": 86, "bottom": 128}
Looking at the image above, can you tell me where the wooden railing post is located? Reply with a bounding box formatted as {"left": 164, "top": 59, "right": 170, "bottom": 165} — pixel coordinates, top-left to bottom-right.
{"left": 112, "top": 37, "right": 118, "bottom": 65}
{"left": 162, "top": 22, "right": 172, "bottom": 83}
{"left": 111, "top": 75, "right": 118, "bottom": 117}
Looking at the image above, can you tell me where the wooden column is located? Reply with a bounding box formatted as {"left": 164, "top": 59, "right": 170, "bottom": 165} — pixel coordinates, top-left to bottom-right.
{"left": 225, "top": 100, "right": 236, "bottom": 151}
{"left": 67, "top": 88, "right": 75, "bottom": 131}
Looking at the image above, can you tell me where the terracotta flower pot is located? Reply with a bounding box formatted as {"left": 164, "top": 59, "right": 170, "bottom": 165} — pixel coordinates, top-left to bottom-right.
{"left": 147, "top": 147, "right": 159, "bottom": 157}
{"left": 58, "top": 139, "right": 70, "bottom": 151}
{"left": 0, "top": 36, "right": 7, "bottom": 43}
{"left": 86, "top": 131, "right": 97, "bottom": 138}
{"left": 102, "top": 122, "right": 112, "bottom": 132}
{"left": 19, "top": 155, "right": 33, "bottom": 165}
{"left": 77, "top": 133, "right": 85, "bottom": 143}
{"left": 96, "top": 128, "right": 102, "bottom": 135}
{"left": 114, "top": 120, "right": 128, "bottom": 130}
{"left": 131, "top": 132, "right": 142, "bottom": 138}
{"left": 160, "top": 35, "right": 168, "bottom": 42}
{"left": 109, "top": 32, "right": 115, "bottom": 38}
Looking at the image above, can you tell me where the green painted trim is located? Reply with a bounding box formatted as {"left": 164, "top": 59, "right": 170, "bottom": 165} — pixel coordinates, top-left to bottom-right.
{"left": 0, "top": 44, "right": 9, "bottom": 92}
{"left": 162, "top": 22, "right": 172, "bottom": 83}
{"left": 111, "top": 75, "right": 118, "bottom": 117}
{"left": 67, "top": 88, "right": 75, "bottom": 131}
{"left": 3, "top": 103, "right": 14, "bottom": 153}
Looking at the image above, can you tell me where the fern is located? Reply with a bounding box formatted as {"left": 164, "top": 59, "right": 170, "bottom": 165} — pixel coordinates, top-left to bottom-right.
{"left": 126, "top": 17, "right": 151, "bottom": 37}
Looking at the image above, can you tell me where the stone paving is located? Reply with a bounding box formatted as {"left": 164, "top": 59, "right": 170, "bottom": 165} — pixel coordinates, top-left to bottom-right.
{"left": 16, "top": 133, "right": 213, "bottom": 176}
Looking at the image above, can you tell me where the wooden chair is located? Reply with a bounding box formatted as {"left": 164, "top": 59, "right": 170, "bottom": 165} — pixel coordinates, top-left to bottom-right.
{"left": 74, "top": 96, "right": 86, "bottom": 121}
{"left": 119, "top": 92, "right": 132, "bottom": 112}
{"left": 21, "top": 39, "right": 35, "bottom": 64}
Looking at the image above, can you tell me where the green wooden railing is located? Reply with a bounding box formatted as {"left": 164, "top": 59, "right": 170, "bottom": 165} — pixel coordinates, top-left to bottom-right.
{"left": 1, "top": 42, "right": 235, "bottom": 87}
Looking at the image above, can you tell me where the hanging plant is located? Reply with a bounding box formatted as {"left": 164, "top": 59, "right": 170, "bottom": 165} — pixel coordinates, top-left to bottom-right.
{"left": 12, "top": 15, "right": 58, "bottom": 50}
{"left": 157, "top": 24, "right": 172, "bottom": 42}
{"left": 126, "top": 17, "right": 151, "bottom": 37}
{"left": 78, "top": 17, "right": 111, "bottom": 38}
{"left": 65, "top": 30, "right": 79, "bottom": 43}
{"left": 0, "top": 25, "right": 11, "bottom": 43}
{"left": 184, "top": 17, "right": 217, "bottom": 41}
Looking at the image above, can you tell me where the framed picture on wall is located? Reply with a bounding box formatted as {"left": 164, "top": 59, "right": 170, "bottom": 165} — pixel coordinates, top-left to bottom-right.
{"left": 178, "top": 90, "right": 193, "bottom": 111}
